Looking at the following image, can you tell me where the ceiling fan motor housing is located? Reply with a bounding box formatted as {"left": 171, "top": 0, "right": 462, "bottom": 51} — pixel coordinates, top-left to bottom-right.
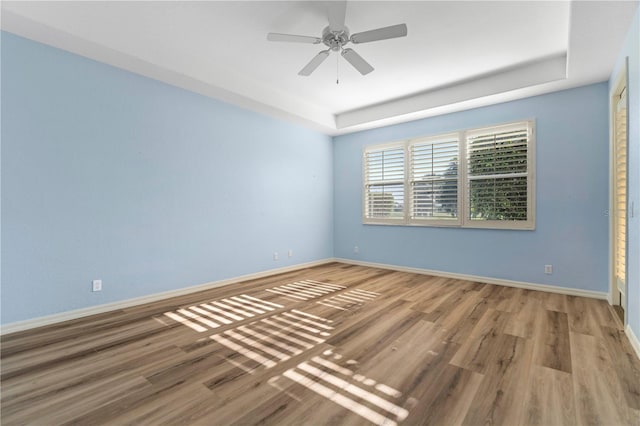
{"left": 322, "top": 26, "right": 350, "bottom": 51}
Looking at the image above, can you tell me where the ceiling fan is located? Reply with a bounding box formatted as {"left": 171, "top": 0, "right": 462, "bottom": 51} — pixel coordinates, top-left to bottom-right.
{"left": 267, "top": 2, "right": 407, "bottom": 77}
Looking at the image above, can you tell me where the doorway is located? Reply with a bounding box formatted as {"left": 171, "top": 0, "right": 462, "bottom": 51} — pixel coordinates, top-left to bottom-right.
{"left": 611, "top": 66, "right": 628, "bottom": 324}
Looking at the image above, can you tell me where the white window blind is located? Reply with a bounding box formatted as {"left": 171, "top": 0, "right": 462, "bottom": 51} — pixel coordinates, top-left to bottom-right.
{"left": 614, "top": 91, "right": 627, "bottom": 286}
{"left": 364, "top": 145, "right": 405, "bottom": 221}
{"left": 409, "top": 134, "right": 460, "bottom": 223}
{"left": 362, "top": 120, "right": 534, "bottom": 229}
{"left": 466, "top": 123, "right": 532, "bottom": 226}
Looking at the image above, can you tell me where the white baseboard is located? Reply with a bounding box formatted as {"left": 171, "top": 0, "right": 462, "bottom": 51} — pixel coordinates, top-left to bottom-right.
{"left": 334, "top": 258, "right": 609, "bottom": 300}
{"left": 0, "top": 259, "right": 334, "bottom": 335}
{"left": 626, "top": 324, "right": 640, "bottom": 360}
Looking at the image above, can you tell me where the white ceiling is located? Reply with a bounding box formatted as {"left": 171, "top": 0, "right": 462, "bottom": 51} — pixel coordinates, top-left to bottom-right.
{"left": 2, "top": 1, "right": 638, "bottom": 135}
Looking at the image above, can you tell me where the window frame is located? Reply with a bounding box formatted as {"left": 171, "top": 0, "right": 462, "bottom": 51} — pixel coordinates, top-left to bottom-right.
{"left": 463, "top": 121, "right": 536, "bottom": 230}
{"left": 361, "top": 140, "right": 407, "bottom": 226}
{"left": 408, "top": 132, "right": 463, "bottom": 227}
{"left": 362, "top": 120, "right": 536, "bottom": 230}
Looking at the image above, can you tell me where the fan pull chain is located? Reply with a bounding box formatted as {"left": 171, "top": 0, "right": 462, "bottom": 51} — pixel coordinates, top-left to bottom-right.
{"left": 336, "top": 48, "right": 340, "bottom": 85}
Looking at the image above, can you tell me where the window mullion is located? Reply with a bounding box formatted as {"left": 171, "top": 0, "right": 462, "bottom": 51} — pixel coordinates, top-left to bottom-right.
{"left": 460, "top": 130, "right": 468, "bottom": 227}
{"left": 404, "top": 142, "right": 410, "bottom": 222}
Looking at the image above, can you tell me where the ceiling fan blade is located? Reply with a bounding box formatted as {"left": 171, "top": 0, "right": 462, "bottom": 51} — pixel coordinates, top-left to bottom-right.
{"left": 350, "top": 23, "right": 408, "bottom": 44}
{"left": 267, "top": 33, "right": 321, "bottom": 44}
{"left": 298, "top": 50, "right": 330, "bottom": 76}
{"left": 328, "top": 1, "right": 347, "bottom": 32}
{"left": 341, "top": 48, "right": 374, "bottom": 75}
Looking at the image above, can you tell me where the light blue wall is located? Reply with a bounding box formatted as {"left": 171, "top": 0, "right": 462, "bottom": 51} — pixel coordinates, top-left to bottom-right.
{"left": 334, "top": 84, "right": 609, "bottom": 292}
{"left": 0, "top": 26, "right": 627, "bottom": 327}
{"left": 1, "top": 32, "right": 334, "bottom": 324}
{"left": 610, "top": 6, "right": 640, "bottom": 340}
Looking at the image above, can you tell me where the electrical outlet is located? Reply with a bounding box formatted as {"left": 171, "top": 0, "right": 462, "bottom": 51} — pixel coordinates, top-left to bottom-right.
{"left": 288, "top": 249, "right": 293, "bottom": 258}
{"left": 354, "top": 246, "right": 359, "bottom": 254}
{"left": 273, "top": 252, "right": 279, "bottom": 261}
{"left": 544, "top": 265, "right": 553, "bottom": 275}
{"left": 92, "top": 279, "right": 102, "bottom": 292}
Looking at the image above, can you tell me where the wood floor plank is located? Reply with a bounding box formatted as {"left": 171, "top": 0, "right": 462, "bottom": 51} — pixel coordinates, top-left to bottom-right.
{"left": 449, "top": 308, "right": 513, "bottom": 374}
{"left": 503, "top": 296, "right": 542, "bottom": 339}
{"left": 1, "top": 341, "right": 183, "bottom": 409}
{"left": 402, "top": 364, "right": 484, "bottom": 426}
{"left": 339, "top": 318, "right": 446, "bottom": 391}
{"left": 494, "top": 287, "right": 528, "bottom": 313}
{"left": 570, "top": 331, "right": 631, "bottom": 425}
{"left": 95, "top": 382, "right": 214, "bottom": 426}
{"left": 462, "top": 333, "right": 533, "bottom": 426}
{"left": 3, "top": 372, "right": 152, "bottom": 425}
{"left": 520, "top": 365, "right": 576, "bottom": 426}
{"left": 566, "top": 296, "right": 602, "bottom": 337}
{"left": 406, "top": 278, "right": 455, "bottom": 313}
{"left": 63, "top": 381, "right": 206, "bottom": 425}
{"left": 144, "top": 345, "right": 231, "bottom": 388}
{"left": 535, "top": 291, "right": 569, "bottom": 313}
{"left": 325, "top": 299, "right": 417, "bottom": 351}
{"left": 589, "top": 299, "right": 623, "bottom": 329}
{"left": 420, "top": 285, "right": 480, "bottom": 323}
{"left": 439, "top": 297, "right": 489, "bottom": 344}
{"left": 189, "top": 372, "right": 304, "bottom": 425}
{"left": 600, "top": 326, "right": 640, "bottom": 410}
{"left": 535, "top": 310, "right": 572, "bottom": 373}
{"left": 2, "top": 263, "right": 639, "bottom": 426}
{"left": 1, "top": 318, "right": 169, "bottom": 380}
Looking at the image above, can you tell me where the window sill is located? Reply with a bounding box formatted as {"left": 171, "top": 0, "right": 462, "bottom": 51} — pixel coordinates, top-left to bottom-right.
{"left": 363, "top": 220, "right": 535, "bottom": 231}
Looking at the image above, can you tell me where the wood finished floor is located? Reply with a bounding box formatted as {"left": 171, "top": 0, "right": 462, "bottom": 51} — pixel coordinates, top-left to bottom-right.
{"left": 2, "top": 263, "right": 640, "bottom": 425}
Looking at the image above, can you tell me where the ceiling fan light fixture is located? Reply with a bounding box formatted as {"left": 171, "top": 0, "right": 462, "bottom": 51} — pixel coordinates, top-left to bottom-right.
{"left": 266, "top": 1, "right": 407, "bottom": 78}
{"left": 321, "top": 26, "right": 350, "bottom": 51}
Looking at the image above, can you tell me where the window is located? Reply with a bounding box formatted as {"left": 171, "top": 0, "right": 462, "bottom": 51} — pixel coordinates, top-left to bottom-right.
{"left": 409, "top": 134, "right": 460, "bottom": 225}
{"left": 466, "top": 123, "right": 533, "bottom": 228}
{"left": 363, "top": 121, "right": 535, "bottom": 230}
{"left": 363, "top": 144, "right": 405, "bottom": 222}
